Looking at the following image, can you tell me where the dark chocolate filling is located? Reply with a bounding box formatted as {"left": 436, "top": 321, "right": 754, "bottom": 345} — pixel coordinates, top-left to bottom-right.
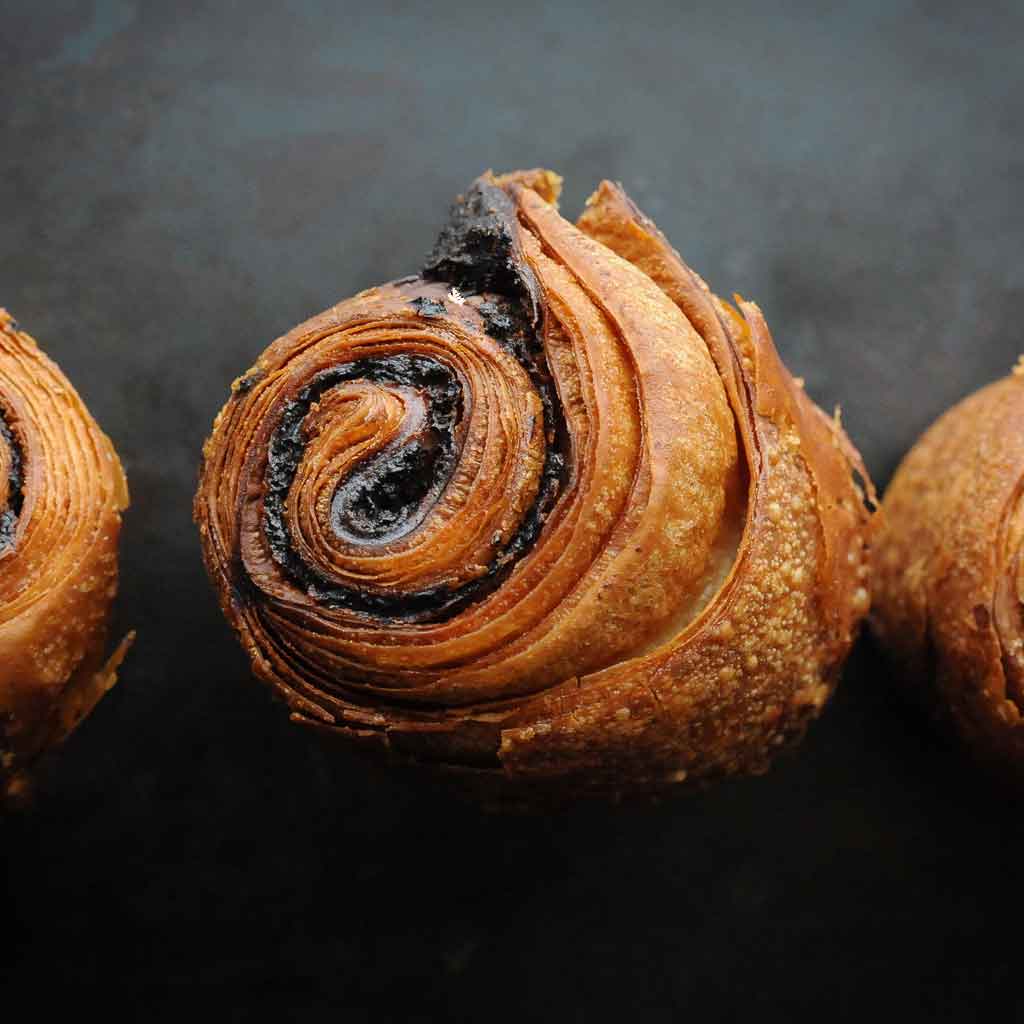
{"left": 423, "top": 179, "right": 540, "bottom": 323}
{"left": 409, "top": 296, "right": 447, "bottom": 318}
{"left": 259, "top": 175, "right": 568, "bottom": 622}
{"left": 0, "top": 409, "right": 24, "bottom": 552}
{"left": 234, "top": 369, "right": 264, "bottom": 394}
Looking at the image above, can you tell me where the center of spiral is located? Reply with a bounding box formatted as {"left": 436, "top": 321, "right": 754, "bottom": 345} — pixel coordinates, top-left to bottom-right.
{"left": 264, "top": 354, "right": 471, "bottom": 615}
{"left": 331, "top": 442, "right": 438, "bottom": 544}
{"left": 326, "top": 386, "right": 449, "bottom": 545}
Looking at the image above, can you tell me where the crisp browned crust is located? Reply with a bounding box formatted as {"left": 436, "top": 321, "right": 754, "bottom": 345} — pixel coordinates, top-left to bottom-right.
{"left": 195, "top": 170, "right": 875, "bottom": 801}
{"left": 872, "top": 368, "right": 1024, "bottom": 776}
{"left": 0, "top": 310, "right": 131, "bottom": 803}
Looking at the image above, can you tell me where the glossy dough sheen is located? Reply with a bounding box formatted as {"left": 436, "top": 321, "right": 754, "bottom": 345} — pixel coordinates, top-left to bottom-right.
{"left": 0, "top": 311, "right": 130, "bottom": 800}
{"left": 873, "top": 368, "right": 1024, "bottom": 775}
{"left": 196, "top": 170, "right": 874, "bottom": 799}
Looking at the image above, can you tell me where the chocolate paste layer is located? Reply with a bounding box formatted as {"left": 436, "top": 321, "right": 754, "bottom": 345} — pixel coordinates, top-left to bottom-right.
{"left": 0, "top": 409, "right": 24, "bottom": 551}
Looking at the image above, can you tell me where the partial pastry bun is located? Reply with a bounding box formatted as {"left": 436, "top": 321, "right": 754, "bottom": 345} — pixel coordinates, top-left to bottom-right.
{"left": 873, "top": 365, "right": 1024, "bottom": 776}
{"left": 0, "top": 310, "right": 131, "bottom": 803}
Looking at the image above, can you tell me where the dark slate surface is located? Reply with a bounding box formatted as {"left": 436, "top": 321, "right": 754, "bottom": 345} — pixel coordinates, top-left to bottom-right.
{"left": 2, "top": 1, "right": 1022, "bottom": 1020}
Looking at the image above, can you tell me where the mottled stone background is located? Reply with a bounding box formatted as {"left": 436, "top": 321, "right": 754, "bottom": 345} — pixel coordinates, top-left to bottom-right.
{"left": 3, "top": 1, "right": 1021, "bottom": 1020}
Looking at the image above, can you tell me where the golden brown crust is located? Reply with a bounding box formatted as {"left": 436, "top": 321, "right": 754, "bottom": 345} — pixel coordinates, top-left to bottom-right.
{"left": 0, "top": 310, "right": 130, "bottom": 802}
{"left": 195, "top": 170, "right": 874, "bottom": 801}
{"left": 872, "top": 368, "right": 1024, "bottom": 775}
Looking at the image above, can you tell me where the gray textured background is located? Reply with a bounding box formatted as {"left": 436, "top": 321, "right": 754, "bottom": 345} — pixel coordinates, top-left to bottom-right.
{"left": 3, "top": 1, "right": 1022, "bottom": 1020}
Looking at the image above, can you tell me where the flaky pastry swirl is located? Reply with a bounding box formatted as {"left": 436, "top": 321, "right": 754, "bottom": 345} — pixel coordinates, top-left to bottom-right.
{"left": 196, "top": 170, "right": 874, "bottom": 800}
{"left": 0, "top": 311, "right": 130, "bottom": 801}
{"left": 873, "top": 367, "right": 1024, "bottom": 777}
